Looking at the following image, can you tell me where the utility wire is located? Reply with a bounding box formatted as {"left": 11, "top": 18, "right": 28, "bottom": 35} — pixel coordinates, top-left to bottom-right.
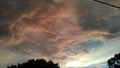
{"left": 93, "top": 0, "right": 120, "bottom": 9}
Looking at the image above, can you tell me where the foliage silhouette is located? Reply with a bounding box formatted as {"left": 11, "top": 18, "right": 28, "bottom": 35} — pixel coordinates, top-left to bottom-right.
{"left": 7, "top": 59, "right": 60, "bottom": 68}
{"left": 107, "top": 53, "right": 120, "bottom": 68}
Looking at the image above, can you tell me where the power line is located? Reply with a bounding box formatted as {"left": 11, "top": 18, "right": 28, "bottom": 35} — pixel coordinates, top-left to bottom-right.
{"left": 93, "top": 0, "right": 120, "bottom": 9}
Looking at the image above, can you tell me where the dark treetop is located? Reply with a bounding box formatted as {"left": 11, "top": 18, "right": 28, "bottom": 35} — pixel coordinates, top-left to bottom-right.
{"left": 7, "top": 59, "right": 60, "bottom": 68}
{"left": 107, "top": 53, "right": 120, "bottom": 68}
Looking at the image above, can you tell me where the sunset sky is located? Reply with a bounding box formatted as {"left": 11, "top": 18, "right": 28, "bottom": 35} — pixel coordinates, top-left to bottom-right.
{"left": 0, "top": 0, "right": 120, "bottom": 68}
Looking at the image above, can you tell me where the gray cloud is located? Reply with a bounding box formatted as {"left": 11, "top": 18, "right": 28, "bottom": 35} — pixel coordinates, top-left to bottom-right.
{"left": 76, "top": 0, "right": 120, "bottom": 37}
{"left": 0, "top": 0, "right": 80, "bottom": 57}
{"left": 0, "top": 0, "right": 65, "bottom": 39}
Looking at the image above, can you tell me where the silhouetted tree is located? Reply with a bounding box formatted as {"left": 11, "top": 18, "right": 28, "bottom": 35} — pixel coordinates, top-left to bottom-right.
{"left": 7, "top": 59, "right": 60, "bottom": 68}
{"left": 107, "top": 53, "right": 120, "bottom": 68}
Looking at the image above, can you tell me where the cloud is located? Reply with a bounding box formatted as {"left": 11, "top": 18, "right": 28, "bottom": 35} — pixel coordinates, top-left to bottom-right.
{"left": 75, "top": 0, "right": 120, "bottom": 38}
{"left": 0, "top": 47, "right": 29, "bottom": 68}
{"left": 0, "top": 0, "right": 66, "bottom": 43}
{"left": 0, "top": 0, "right": 120, "bottom": 68}
{"left": 0, "top": 0, "right": 92, "bottom": 56}
{"left": 0, "top": 0, "right": 87, "bottom": 57}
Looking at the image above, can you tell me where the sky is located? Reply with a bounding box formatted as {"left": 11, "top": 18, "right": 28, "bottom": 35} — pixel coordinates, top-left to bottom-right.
{"left": 0, "top": 0, "right": 120, "bottom": 68}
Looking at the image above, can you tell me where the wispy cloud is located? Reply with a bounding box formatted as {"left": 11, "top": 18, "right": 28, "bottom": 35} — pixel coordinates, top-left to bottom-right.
{"left": 0, "top": 0, "right": 120, "bottom": 68}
